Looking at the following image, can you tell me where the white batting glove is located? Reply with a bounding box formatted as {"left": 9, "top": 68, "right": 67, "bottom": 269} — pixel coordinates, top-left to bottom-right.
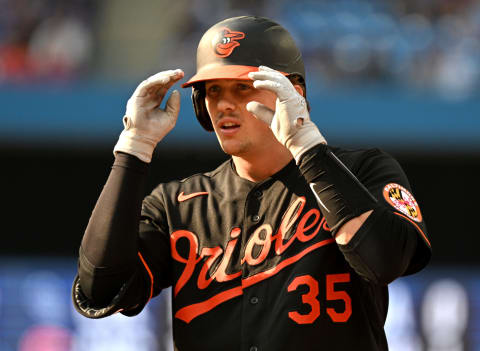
{"left": 247, "top": 66, "right": 326, "bottom": 163}
{"left": 113, "top": 69, "right": 184, "bottom": 163}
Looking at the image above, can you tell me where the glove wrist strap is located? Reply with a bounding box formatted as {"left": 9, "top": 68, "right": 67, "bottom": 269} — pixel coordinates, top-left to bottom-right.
{"left": 113, "top": 130, "right": 156, "bottom": 163}
{"left": 288, "top": 127, "right": 325, "bottom": 163}
{"left": 287, "top": 121, "right": 327, "bottom": 163}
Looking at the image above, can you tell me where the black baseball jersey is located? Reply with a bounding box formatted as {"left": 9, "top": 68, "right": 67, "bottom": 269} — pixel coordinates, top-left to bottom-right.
{"left": 73, "top": 146, "right": 431, "bottom": 351}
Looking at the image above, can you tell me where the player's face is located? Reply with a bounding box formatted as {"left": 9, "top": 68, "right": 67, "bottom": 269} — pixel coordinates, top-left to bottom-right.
{"left": 204, "top": 79, "right": 280, "bottom": 157}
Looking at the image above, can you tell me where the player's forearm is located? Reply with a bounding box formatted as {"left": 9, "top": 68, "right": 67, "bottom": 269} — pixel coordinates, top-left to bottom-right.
{"left": 78, "top": 152, "right": 149, "bottom": 303}
{"left": 298, "top": 144, "right": 378, "bottom": 235}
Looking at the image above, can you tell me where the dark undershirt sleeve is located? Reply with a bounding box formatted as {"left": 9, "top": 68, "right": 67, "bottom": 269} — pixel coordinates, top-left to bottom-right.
{"left": 77, "top": 152, "right": 149, "bottom": 306}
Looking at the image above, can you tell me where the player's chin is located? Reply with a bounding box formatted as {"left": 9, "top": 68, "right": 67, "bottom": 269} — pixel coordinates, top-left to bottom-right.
{"left": 218, "top": 139, "right": 248, "bottom": 156}
{"left": 218, "top": 142, "right": 238, "bottom": 156}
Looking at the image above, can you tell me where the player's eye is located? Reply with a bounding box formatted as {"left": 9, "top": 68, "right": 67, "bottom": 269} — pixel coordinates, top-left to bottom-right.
{"left": 237, "top": 83, "right": 252, "bottom": 91}
{"left": 206, "top": 85, "right": 220, "bottom": 97}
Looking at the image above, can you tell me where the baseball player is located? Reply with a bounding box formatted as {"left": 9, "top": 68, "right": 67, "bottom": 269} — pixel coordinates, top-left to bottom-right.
{"left": 73, "top": 16, "right": 431, "bottom": 350}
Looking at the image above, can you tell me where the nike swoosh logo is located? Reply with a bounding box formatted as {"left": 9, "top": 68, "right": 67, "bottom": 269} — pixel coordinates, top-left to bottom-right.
{"left": 177, "top": 191, "right": 209, "bottom": 202}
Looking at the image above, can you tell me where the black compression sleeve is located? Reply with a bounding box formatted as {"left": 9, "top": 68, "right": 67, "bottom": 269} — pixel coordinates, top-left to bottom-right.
{"left": 298, "top": 144, "right": 378, "bottom": 234}
{"left": 78, "top": 152, "right": 149, "bottom": 305}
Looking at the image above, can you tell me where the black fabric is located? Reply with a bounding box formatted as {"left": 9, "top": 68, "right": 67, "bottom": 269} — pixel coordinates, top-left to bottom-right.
{"left": 72, "top": 145, "right": 431, "bottom": 351}
{"left": 336, "top": 206, "right": 419, "bottom": 285}
{"left": 78, "top": 152, "right": 149, "bottom": 305}
{"left": 326, "top": 146, "right": 431, "bottom": 278}
{"left": 297, "top": 144, "right": 424, "bottom": 284}
{"left": 298, "top": 144, "right": 378, "bottom": 234}
{"left": 72, "top": 272, "right": 150, "bottom": 319}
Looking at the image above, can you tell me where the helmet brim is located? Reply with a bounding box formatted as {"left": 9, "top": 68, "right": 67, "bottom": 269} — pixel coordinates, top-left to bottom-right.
{"left": 181, "top": 65, "right": 258, "bottom": 88}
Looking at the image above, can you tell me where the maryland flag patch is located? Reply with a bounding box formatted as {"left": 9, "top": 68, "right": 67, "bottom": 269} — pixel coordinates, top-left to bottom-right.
{"left": 383, "top": 183, "right": 422, "bottom": 222}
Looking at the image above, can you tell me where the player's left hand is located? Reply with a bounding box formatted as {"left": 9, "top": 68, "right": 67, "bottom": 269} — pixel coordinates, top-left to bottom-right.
{"left": 114, "top": 69, "right": 184, "bottom": 163}
{"left": 247, "top": 66, "right": 326, "bottom": 162}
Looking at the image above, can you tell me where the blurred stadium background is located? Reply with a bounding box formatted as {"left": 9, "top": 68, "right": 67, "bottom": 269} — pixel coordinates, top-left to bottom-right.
{"left": 0, "top": 0, "right": 479, "bottom": 350}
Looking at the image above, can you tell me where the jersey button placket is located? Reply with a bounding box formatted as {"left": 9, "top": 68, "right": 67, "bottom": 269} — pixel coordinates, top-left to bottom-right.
{"left": 241, "top": 186, "right": 266, "bottom": 351}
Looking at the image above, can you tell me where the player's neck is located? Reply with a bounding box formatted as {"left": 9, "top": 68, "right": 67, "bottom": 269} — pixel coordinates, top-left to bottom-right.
{"left": 232, "top": 146, "right": 293, "bottom": 182}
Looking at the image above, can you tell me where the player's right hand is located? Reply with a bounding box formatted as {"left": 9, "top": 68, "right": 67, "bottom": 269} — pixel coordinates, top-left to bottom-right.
{"left": 247, "top": 66, "right": 326, "bottom": 163}
{"left": 113, "top": 69, "right": 184, "bottom": 163}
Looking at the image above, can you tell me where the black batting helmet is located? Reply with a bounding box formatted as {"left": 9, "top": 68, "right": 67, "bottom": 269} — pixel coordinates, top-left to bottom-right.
{"left": 182, "top": 16, "right": 306, "bottom": 131}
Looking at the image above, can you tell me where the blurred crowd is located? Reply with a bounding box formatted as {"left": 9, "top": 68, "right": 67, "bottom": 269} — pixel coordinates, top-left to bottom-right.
{"left": 276, "top": 0, "right": 480, "bottom": 99}
{"left": 1, "top": 0, "right": 479, "bottom": 99}
{"left": 0, "top": 0, "right": 96, "bottom": 83}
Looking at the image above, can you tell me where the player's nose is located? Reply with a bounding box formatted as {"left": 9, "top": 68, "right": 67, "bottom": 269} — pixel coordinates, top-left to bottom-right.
{"left": 216, "top": 90, "right": 237, "bottom": 113}
{"left": 217, "top": 98, "right": 236, "bottom": 113}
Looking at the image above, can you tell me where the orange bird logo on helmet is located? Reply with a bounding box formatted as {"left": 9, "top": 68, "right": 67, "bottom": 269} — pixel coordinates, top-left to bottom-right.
{"left": 212, "top": 27, "right": 246, "bottom": 58}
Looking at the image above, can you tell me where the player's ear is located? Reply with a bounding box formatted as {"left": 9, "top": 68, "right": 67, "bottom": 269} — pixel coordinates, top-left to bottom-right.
{"left": 293, "top": 84, "right": 304, "bottom": 97}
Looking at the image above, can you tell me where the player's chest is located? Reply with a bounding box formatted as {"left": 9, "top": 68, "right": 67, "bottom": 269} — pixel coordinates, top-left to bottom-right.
{"left": 168, "top": 183, "right": 340, "bottom": 289}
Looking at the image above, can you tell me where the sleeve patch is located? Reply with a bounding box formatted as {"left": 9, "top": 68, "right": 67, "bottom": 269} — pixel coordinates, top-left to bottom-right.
{"left": 383, "top": 183, "right": 422, "bottom": 222}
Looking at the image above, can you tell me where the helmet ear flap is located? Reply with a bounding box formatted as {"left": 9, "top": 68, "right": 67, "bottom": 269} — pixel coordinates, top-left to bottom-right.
{"left": 192, "top": 86, "right": 214, "bottom": 132}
